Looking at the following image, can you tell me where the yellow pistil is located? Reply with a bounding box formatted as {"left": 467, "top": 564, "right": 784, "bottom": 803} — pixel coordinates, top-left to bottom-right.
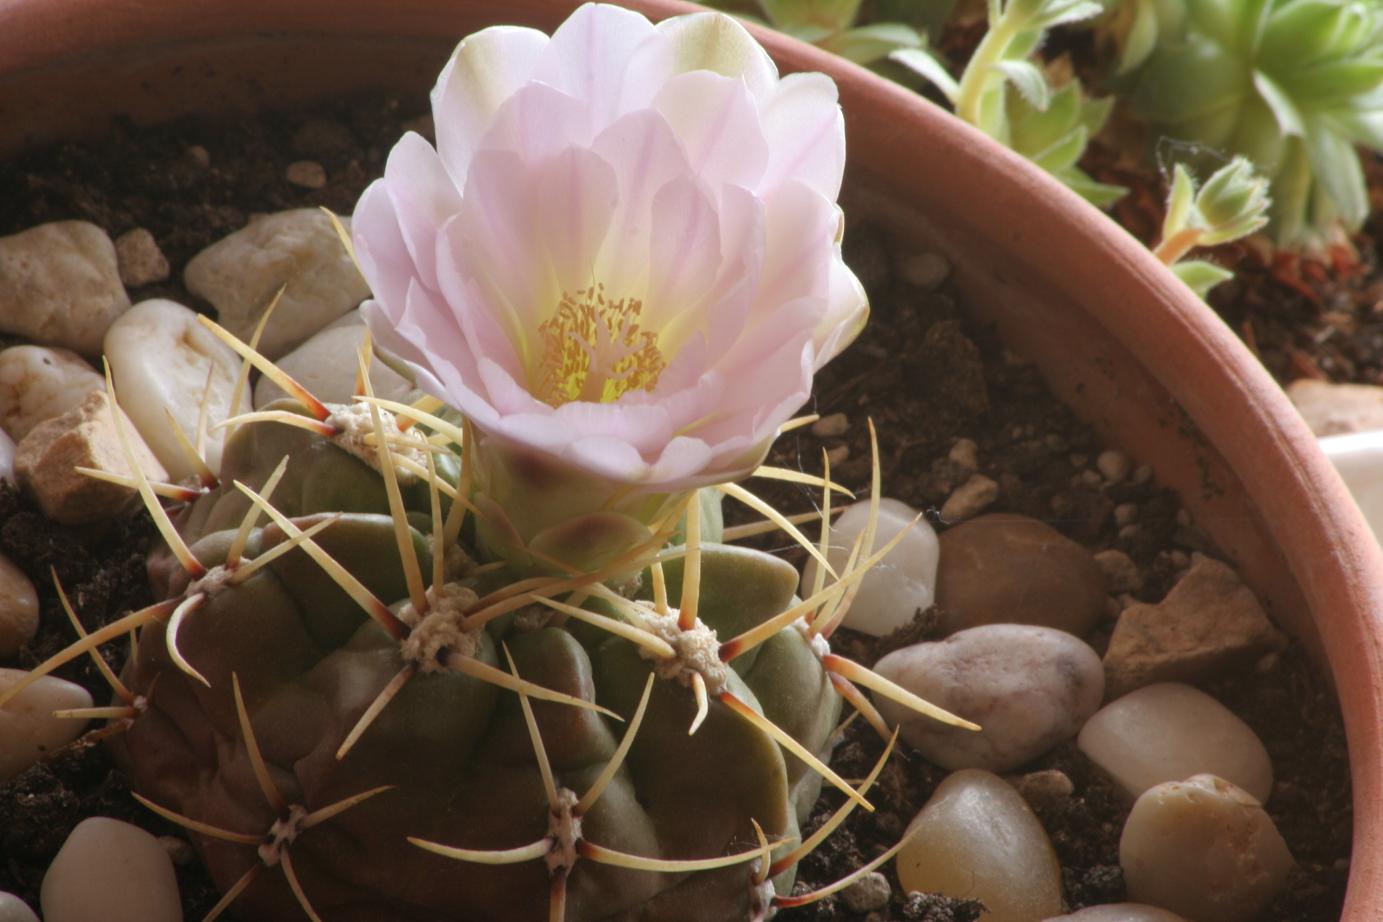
{"left": 534, "top": 284, "right": 666, "bottom": 407}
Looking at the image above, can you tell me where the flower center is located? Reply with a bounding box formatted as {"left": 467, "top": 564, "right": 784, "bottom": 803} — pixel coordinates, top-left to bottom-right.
{"left": 534, "top": 284, "right": 666, "bottom": 407}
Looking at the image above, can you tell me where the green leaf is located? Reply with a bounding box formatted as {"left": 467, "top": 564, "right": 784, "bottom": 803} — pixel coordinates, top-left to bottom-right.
{"left": 821, "top": 22, "right": 925, "bottom": 65}
{"left": 1173, "top": 259, "right": 1235, "bottom": 298}
{"left": 1062, "top": 172, "right": 1129, "bottom": 207}
{"left": 995, "top": 59, "right": 1052, "bottom": 110}
{"left": 1301, "top": 123, "right": 1369, "bottom": 228}
{"left": 1163, "top": 163, "right": 1198, "bottom": 241}
{"left": 1252, "top": 70, "right": 1306, "bottom": 137}
{"left": 890, "top": 47, "right": 962, "bottom": 101}
{"left": 758, "top": 0, "right": 863, "bottom": 32}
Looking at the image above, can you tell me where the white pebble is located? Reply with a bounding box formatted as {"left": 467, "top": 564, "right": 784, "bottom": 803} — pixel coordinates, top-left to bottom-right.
{"left": 41, "top": 817, "right": 182, "bottom": 922}
{"left": 800, "top": 498, "right": 939, "bottom": 636}
{"left": 0, "top": 221, "right": 131, "bottom": 355}
{"left": 875, "top": 625, "right": 1103, "bottom": 772}
{"left": 114, "top": 228, "right": 170, "bottom": 288}
{"left": 940, "top": 473, "right": 999, "bottom": 522}
{"left": 1043, "top": 904, "right": 1189, "bottom": 921}
{"left": 0, "top": 554, "right": 38, "bottom": 659}
{"left": 1097, "top": 450, "right": 1131, "bottom": 483}
{"left": 0, "top": 427, "right": 14, "bottom": 484}
{"left": 0, "top": 668, "right": 91, "bottom": 782}
{"left": 898, "top": 769, "right": 1063, "bottom": 922}
{"left": 104, "top": 299, "right": 239, "bottom": 480}
{"left": 185, "top": 208, "right": 370, "bottom": 359}
{"left": 1077, "top": 682, "right": 1272, "bottom": 803}
{"left": 254, "top": 310, "right": 411, "bottom": 409}
{"left": 1319, "top": 431, "right": 1383, "bottom": 547}
{"left": 286, "top": 160, "right": 328, "bottom": 189}
{"left": 1120, "top": 775, "right": 1293, "bottom": 922}
{"left": 0, "top": 345, "right": 103, "bottom": 442}
{"left": 840, "top": 871, "right": 890, "bottom": 912}
{"left": 0, "top": 892, "right": 39, "bottom": 922}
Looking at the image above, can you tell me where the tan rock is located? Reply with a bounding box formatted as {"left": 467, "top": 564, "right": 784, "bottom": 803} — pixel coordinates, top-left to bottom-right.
{"left": 1287, "top": 378, "right": 1383, "bottom": 436}
{"left": 0, "top": 221, "right": 131, "bottom": 355}
{"left": 936, "top": 513, "right": 1106, "bottom": 637}
{"left": 1103, "top": 554, "right": 1286, "bottom": 698}
{"left": 0, "top": 345, "right": 103, "bottom": 442}
{"left": 14, "top": 390, "right": 167, "bottom": 525}
{"left": 0, "top": 554, "right": 39, "bottom": 659}
{"left": 114, "top": 228, "right": 170, "bottom": 288}
{"left": 939, "top": 472, "right": 999, "bottom": 522}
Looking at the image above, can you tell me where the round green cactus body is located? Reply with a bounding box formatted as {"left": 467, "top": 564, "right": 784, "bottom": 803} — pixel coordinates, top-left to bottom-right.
{"left": 1129, "top": 0, "right": 1383, "bottom": 248}
{"left": 111, "top": 414, "right": 846, "bottom": 921}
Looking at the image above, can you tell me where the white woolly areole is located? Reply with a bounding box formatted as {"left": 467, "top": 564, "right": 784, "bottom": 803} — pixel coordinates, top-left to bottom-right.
{"left": 258, "top": 804, "right": 309, "bottom": 867}
{"left": 400, "top": 582, "right": 481, "bottom": 673}
{"left": 186, "top": 565, "right": 234, "bottom": 599}
{"left": 327, "top": 402, "right": 427, "bottom": 483}
{"left": 545, "top": 788, "right": 582, "bottom": 875}
{"left": 792, "top": 617, "right": 831, "bottom": 660}
{"left": 634, "top": 605, "right": 730, "bottom": 696}
{"left": 749, "top": 874, "right": 777, "bottom": 921}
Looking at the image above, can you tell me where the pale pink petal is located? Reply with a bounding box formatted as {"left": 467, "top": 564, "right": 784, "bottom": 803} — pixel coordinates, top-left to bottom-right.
{"left": 759, "top": 72, "right": 846, "bottom": 199}
{"left": 532, "top": 3, "right": 659, "bottom": 131}
{"left": 434, "top": 234, "right": 524, "bottom": 380}
{"left": 431, "top": 25, "right": 550, "bottom": 183}
{"left": 352, "top": 180, "right": 413, "bottom": 310}
{"left": 475, "top": 82, "right": 591, "bottom": 160}
{"left": 533, "top": 147, "right": 619, "bottom": 297}
{"left": 643, "top": 177, "right": 721, "bottom": 340}
{"left": 652, "top": 72, "right": 769, "bottom": 191}
{"left": 553, "top": 400, "right": 675, "bottom": 456}
{"left": 627, "top": 12, "right": 779, "bottom": 107}
{"left": 645, "top": 436, "right": 714, "bottom": 488}
{"left": 382, "top": 132, "right": 461, "bottom": 291}
{"left": 815, "top": 257, "right": 869, "bottom": 367}
{"left": 566, "top": 434, "right": 650, "bottom": 481}
{"left": 753, "top": 181, "right": 839, "bottom": 312}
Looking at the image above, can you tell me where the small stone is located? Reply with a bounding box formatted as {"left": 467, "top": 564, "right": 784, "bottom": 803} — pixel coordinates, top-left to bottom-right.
{"left": 947, "top": 437, "right": 979, "bottom": 471}
{"left": 1078, "top": 469, "right": 1103, "bottom": 487}
{"left": 113, "top": 228, "right": 170, "bottom": 288}
{"left": 936, "top": 513, "right": 1106, "bottom": 637}
{"left": 0, "top": 668, "right": 91, "bottom": 782}
{"left": 1319, "top": 431, "right": 1383, "bottom": 545}
{"left": 899, "top": 251, "right": 951, "bottom": 290}
{"left": 105, "top": 299, "right": 240, "bottom": 480}
{"left": 1120, "top": 775, "right": 1293, "bottom": 922}
{"left": 0, "top": 428, "right": 13, "bottom": 484}
{"left": 1010, "top": 769, "right": 1074, "bottom": 808}
{"left": 841, "top": 871, "right": 891, "bottom": 913}
{"left": 801, "top": 498, "right": 939, "bottom": 636}
{"left": 0, "top": 892, "right": 39, "bottom": 922}
{"left": 15, "top": 390, "right": 168, "bottom": 525}
{"left": 1102, "top": 554, "right": 1286, "bottom": 698}
{"left": 1077, "top": 682, "right": 1273, "bottom": 803}
{"left": 897, "top": 769, "right": 1063, "bottom": 922}
{"left": 0, "top": 221, "right": 131, "bottom": 355}
{"left": 184, "top": 209, "right": 370, "bottom": 359}
{"left": 1131, "top": 464, "right": 1152, "bottom": 485}
{"left": 1113, "top": 503, "right": 1139, "bottom": 526}
{"left": 0, "top": 554, "right": 39, "bottom": 659}
{"left": 1118, "top": 524, "right": 1140, "bottom": 540}
{"left": 939, "top": 473, "right": 999, "bottom": 522}
{"left": 286, "top": 159, "right": 328, "bottom": 189}
{"left": 185, "top": 145, "right": 211, "bottom": 168}
{"left": 0, "top": 345, "right": 104, "bottom": 442}
{"left": 254, "top": 310, "right": 412, "bottom": 409}
{"left": 1043, "top": 903, "right": 1189, "bottom": 921}
{"left": 875, "top": 625, "right": 1103, "bottom": 772}
{"left": 825, "top": 444, "right": 850, "bottom": 466}
{"left": 1287, "top": 378, "right": 1383, "bottom": 436}
{"left": 41, "top": 817, "right": 182, "bottom": 922}
{"left": 1096, "top": 450, "right": 1131, "bottom": 483}
{"left": 811, "top": 412, "right": 849, "bottom": 438}
{"left": 1094, "top": 549, "right": 1140, "bottom": 594}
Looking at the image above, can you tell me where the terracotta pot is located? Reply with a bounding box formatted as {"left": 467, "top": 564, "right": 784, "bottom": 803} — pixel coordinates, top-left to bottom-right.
{"left": 2, "top": 0, "right": 1381, "bottom": 918}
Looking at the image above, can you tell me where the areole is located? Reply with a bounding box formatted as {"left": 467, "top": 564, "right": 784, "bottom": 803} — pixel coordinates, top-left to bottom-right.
{"left": 1, "top": 0, "right": 1381, "bottom": 918}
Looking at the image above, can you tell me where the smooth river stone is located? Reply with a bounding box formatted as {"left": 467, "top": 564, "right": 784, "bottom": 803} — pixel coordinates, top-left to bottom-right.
{"left": 185, "top": 209, "right": 369, "bottom": 359}
{"left": 41, "top": 817, "right": 182, "bottom": 922}
{"left": 1077, "top": 682, "right": 1272, "bottom": 803}
{"left": 0, "top": 892, "right": 39, "bottom": 922}
{"left": 254, "top": 309, "right": 412, "bottom": 408}
{"left": 0, "top": 345, "right": 103, "bottom": 441}
{"left": 800, "top": 498, "right": 939, "bottom": 636}
{"left": 1044, "top": 904, "right": 1189, "bottom": 922}
{"left": 0, "top": 668, "right": 91, "bottom": 782}
{"left": 897, "top": 769, "right": 1063, "bottom": 922}
{"left": 1120, "top": 775, "right": 1293, "bottom": 922}
{"left": 105, "top": 299, "right": 239, "bottom": 480}
{"left": 935, "top": 513, "right": 1106, "bottom": 637}
{"left": 0, "top": 554, "right": 39, "bottom": 659}
{"left": 874, "top": 624, "right": 1104, "bottom": 771}
{"left": 0, "top": 221, "right": 131, "bottom": 355}
{"left": 0, "top": 428, "right": 13, "bottom": 484}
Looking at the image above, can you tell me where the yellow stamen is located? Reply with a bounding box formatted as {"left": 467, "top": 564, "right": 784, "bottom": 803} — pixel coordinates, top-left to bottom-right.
{"left": 534, "top": 284, "right": 665, "bottom": 407}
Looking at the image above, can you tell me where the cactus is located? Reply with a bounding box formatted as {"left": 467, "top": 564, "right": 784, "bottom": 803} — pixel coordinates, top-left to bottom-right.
{"left": 4, "top": 328, "right": 970, "bottom": 921}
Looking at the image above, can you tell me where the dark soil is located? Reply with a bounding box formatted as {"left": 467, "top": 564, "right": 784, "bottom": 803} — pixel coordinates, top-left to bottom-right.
{"left": 0, "top": 89, "right": 1351, "bottom": 921}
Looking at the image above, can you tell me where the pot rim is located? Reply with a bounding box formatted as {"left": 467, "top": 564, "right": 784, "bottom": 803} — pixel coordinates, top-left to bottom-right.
{"left": 2, "top": 0, "right": 1381, "bottom": 917}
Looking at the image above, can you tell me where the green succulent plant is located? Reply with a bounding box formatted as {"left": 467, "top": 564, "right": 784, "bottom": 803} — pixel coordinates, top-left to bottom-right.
{"left": 891, "top": 0, "right": 1127, "bottom": 205}
{"left": 1127, "top": 0, "right": 1383, "bottom": 250}
{"left": 715, "top": 0, "right": 930, "bottom": 66}
{"left": 9, "top": 326, "right": 964, "bottom": 922}
{"left": 1153, "top": 156, "right": 1273, "bottom": 296}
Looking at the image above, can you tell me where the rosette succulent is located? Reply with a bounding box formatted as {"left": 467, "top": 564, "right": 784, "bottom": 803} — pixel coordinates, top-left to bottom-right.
{"left": 1127, "top": 0, "right": 1383, "bottom": 250}
{"left": 353, "top": 3, "right": 869, "bottom": 573}
{"left": 7, "top": 6, "right": 972, "bottom": 922}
